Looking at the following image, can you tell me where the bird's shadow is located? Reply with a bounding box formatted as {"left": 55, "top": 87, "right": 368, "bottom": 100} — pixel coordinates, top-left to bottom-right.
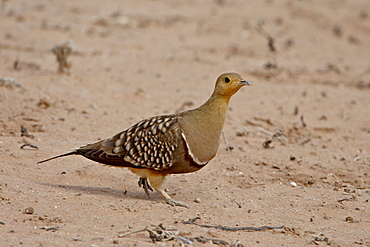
{"left": 37, "top": 182, "right": 162, "bottom": 203}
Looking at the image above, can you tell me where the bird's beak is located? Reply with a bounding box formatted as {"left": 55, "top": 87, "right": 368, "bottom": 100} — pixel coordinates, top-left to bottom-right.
{"left": 240, "top": 80, "right": 251, "bottom": 86}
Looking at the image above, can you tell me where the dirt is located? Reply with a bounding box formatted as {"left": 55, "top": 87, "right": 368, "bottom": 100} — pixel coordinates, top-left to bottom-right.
{"left": 1, "top": 0, "right": 370, "bottom": 246}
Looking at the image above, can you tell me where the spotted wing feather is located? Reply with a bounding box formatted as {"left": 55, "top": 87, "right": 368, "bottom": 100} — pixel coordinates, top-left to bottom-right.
{"left": 80, "top": 115, "right": 182, "bottom": 170}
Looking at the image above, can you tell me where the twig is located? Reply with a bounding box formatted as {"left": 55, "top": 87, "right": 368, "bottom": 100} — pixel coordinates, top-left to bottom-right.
{"left": 118, "top": 224, "right": 179, "bottom": 242}
{"left": 188, "top": 236, "right": 229, "bottom": 245}
{"left": 259, "top": 127, "right": 287, "bottom": 146}
{"left": 146, "top": 227, "right": 177, "bottom": 242}
{"left": 253, "top": 117, "right": 274, "bottom": 126}
{"left": 21, "top": 126, "right": 34, "bottom": 138}
{"left": 0, "top": 77, "right": 26, "bottom": 98}
{"left": 177, "top": 236, "right": 194, "bottom": 245}
{"left": 119, "top": 223, "right": 242, "bottom": 246}
{"left": 118, "top": 228, "right": 148, "bottom": 238}
{"left": 293, "top": 105, "right": 299, "bottom": 115}
{"left": 231, "top": 199, "right": 242, "bottom": 208}
{"left": 20, "top": 143, "right": 39, "bottom": 150}
{"left": 337, "top": 198, "right": 352, "bottom": 203}
{"left": 183, "top": 217, "right": 284, "bottom": 231}
{"left": 40, "top": 226, "right": 61, "bottom": 231}
{"left": 13, "top": 60, "right": 40, "bottom": 70}
{"left": 298, "top": 138, "right": 311, "bottom": 146}
{"left": 222, "top": 130, "right": 233, "bottom": 151}
{"left": 300, "top": 115, "right": 307, "bottom": 127}
{"left": 0, "top": 77, "right": 25, "bottom": 89}
{"left": 255, "top": 21, "right": 278, "bottom": 68}
{"left": 271, "top": 129, "right": 287, "bottom": 142}
{"left": 52, "top": 41, "right": 74, "bottom": 73}
{"left": 268, "top": 36, "right": 276, "bottom": 53}
{"left": 258, "top": 127, "right": 273, "bottom": 136}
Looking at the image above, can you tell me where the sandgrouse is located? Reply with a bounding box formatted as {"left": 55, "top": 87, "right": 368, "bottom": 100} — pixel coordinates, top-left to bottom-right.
{"left": 38, "top": 73, "right": 251, "bottom": 208}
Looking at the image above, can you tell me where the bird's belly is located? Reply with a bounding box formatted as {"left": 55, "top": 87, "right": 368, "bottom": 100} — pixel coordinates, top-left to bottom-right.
{"left": 165, "top": 160, "right": 207, "bottom": 174}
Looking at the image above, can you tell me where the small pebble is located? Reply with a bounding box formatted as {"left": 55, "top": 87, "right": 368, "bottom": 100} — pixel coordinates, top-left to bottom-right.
{"left": 290, "top": 182, "right": 297, "bottom": 187}
{"left": 24, "top": 207, "right": 34, "bottom": 214}
{"left": 194, "top": 198, "right": 201, "bottom": 203}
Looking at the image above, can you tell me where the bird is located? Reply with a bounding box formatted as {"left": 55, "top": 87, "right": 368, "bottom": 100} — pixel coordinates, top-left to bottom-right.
{"left": 38, "top": 72, "right": 251, "bottom": 208}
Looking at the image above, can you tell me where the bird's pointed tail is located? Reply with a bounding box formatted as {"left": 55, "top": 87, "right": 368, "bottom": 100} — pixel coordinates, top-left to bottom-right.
{"left": 37, "top": 151, "right": 78, "bottom": 164}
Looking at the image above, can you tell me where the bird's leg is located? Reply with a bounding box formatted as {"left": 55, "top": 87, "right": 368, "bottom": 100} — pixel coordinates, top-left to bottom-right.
{"left": 138, "top": 177, "right": 153, "bottom": 197}
{"left": 157, "top": 189, "right": 189, "bottom": 208}
{"left": 147, "top": 174, "right": 189, "bottom": 208}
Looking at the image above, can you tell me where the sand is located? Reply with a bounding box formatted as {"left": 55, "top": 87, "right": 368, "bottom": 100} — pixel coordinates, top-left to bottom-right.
{"left": 1, "top": 0, "right": 370, "bottom": 246}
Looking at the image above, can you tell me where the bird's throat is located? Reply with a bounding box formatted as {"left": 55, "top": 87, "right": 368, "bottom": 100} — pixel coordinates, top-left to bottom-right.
{"left": 179, "top": 94, "right": 230, "bottom": 164}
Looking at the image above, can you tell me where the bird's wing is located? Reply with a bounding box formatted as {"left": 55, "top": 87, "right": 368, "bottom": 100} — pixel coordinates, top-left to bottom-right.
{"left": 78, "top": 115, "right": 182, "bottom": 170}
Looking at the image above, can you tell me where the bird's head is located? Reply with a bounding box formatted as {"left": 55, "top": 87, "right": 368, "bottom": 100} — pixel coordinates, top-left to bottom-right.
{"left": 213, "top": 72, "right": 251, "bottom": 97}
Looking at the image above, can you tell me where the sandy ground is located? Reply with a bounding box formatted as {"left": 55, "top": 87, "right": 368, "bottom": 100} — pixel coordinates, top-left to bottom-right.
{"left": 1, "top": 0, "right": 370, "bottom": 246}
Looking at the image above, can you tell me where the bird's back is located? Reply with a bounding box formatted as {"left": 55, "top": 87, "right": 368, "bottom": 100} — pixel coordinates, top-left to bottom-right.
{"left": 75, "top": 114, "right": 205, "bottom": 174}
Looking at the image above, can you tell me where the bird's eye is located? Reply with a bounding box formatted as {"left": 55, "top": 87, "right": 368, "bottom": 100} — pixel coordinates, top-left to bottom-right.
{"left": 224, "top": 77, "right": 230, "bottom": 83}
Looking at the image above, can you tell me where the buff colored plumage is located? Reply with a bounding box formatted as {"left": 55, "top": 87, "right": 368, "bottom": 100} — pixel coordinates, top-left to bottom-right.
{"left": 38, "top": 73, "right": 251, "bottom": 207}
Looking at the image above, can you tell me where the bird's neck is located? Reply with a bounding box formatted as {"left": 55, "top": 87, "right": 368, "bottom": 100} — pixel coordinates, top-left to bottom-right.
{"left": 179, "top": 93, "right": 231, "bottom": 164}
{"left": 196, "top": 93, "right": 230, "bottom": 124}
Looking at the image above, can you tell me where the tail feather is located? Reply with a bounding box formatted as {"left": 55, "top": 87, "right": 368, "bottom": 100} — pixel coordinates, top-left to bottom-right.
{"left": 37, "top": 151, "right": 78, "bottom": 164}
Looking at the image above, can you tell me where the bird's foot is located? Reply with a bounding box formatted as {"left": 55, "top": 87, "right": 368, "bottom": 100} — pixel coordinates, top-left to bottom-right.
{"left": 165, "top": 198, "right": 189, "bottom": 208}
{"left": 159, "top": 188, "right": 189, "bottom": 208}
{"left": 138, "top": 177, "right": 153, "bottom": 197}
